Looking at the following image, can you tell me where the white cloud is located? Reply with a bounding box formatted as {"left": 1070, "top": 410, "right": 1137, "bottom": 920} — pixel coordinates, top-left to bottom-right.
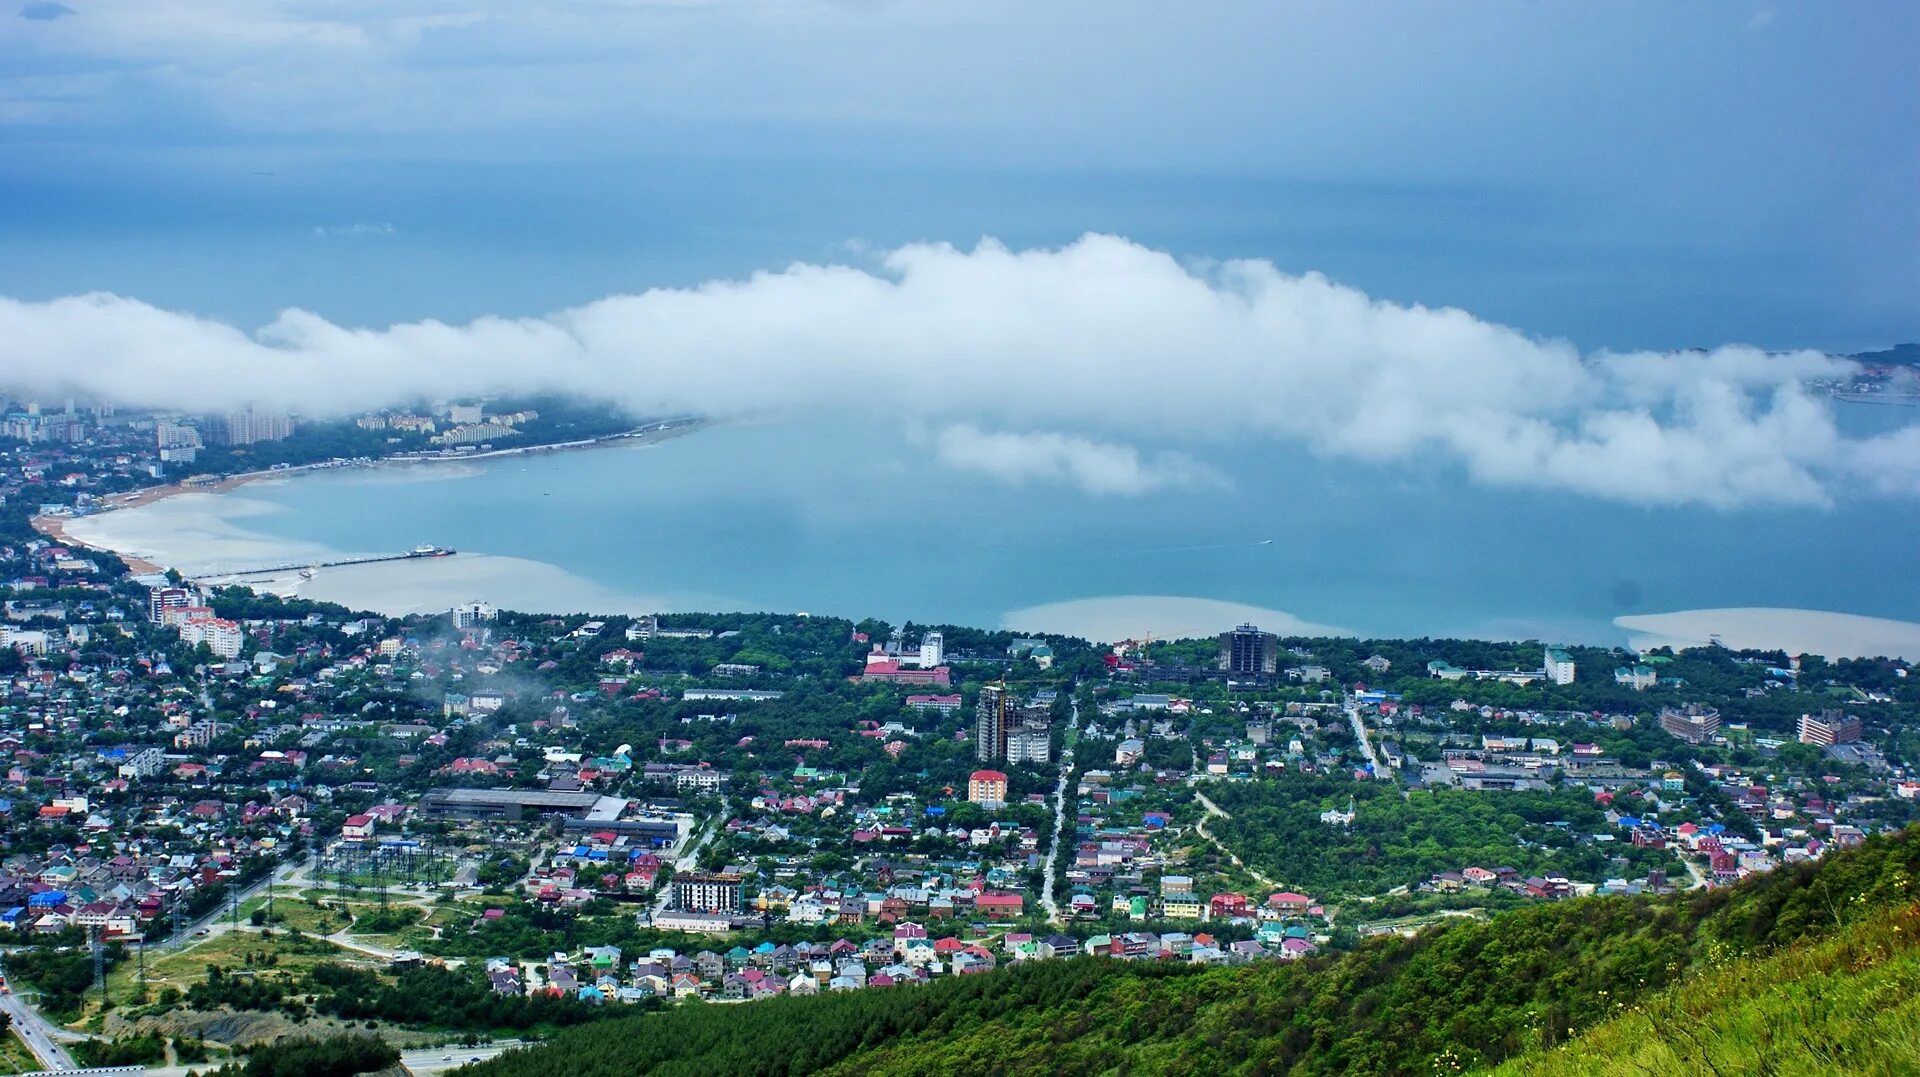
{"left": 0, "top": 233, "right": 1907, "bottom": 508}
{"left": 933, "top": 424, "right": 1226, "bottom": 496}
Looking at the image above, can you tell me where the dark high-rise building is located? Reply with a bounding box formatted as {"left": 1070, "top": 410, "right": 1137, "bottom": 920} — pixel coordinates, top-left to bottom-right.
{"left": 1218, "top": 624, "right": 1278, "bottom": 675}
{"left": 975, "top": 684, "right": 1008, "bottom": 761}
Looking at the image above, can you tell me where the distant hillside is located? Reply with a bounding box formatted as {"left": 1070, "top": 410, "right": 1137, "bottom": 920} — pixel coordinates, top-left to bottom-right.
{"left": 1849, "top": 342, "right": 1920, "bottom": 367}
{"left": 462, "top": 827, "right": 1920, "bottom": 1077}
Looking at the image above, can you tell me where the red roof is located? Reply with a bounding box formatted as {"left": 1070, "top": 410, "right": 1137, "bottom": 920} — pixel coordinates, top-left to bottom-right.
{"left": 970, "top": 770, "right": 1008, "bottom": 783}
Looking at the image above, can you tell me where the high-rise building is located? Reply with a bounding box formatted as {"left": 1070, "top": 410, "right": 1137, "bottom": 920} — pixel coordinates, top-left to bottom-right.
{"left": 206, "top": 409, "right": 294, "bottom": 446}
{"left": 1797, "top": 709, "right": 1863, "bottom": 747}
{"left": 1007, "top": 725, "right": 1052, "bottom": 764}
{"left": 179, "top": 616, "right": 245, "bottom": 658}
{"left": 916, "top": 631, "right": 944, "bottom": 669}
{"left": 1659, "top": 704, "right": 1721, "bottom": 745}
{"left": 148, "top": 586, "right": 194, "bottom": 624}
{"left": 1218, "top": 624, "right": 1278, "bottom": 676}
{"left": 451, "top": 601, "right": 497, "bottom": 629}
{"left": 975, "top": 684, "right": 1008, "bottom": 761}
{"left": 156, "top": 420, "right": 203, "bottom": 450}
{"left": 1544, "top": 647, "right": 1576, "bottom": 686}
{"left": 672, "top": 872, "right": 743, "bottom": 914}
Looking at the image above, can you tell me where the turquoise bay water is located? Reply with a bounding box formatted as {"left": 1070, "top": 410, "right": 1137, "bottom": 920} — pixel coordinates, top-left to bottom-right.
{"left": 220, "top": 412, "right": 1920, "bottom": 644}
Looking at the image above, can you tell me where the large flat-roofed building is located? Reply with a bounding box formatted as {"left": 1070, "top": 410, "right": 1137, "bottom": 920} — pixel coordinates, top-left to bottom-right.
{"left": 1544, "top": 647, "right": 1576, "bottom": 686}
{"left": 559, "top": 816, "right": 680, "bottom": 846}
{"left": 1797, "top": 709, "right": 1863, "bottom": 747}
{"left": 1659, "top": 704, "right": 1721, "bottom": 745}
{"left": 417, "top": 787, "right": 609, "bottom": 821}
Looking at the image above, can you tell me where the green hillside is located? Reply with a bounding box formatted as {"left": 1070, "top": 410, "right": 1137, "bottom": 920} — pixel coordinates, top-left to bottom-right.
{"left": 463, "top": 827, "right": 1919, "bottom": 1077}
{"left": 1490, "top": 902, "right": 1920, "bottom": 1076}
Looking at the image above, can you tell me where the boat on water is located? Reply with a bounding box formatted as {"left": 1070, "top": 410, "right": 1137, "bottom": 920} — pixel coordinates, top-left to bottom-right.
{"left": 408, "top": 544, "right": 457, "bottom": 558}
{"left": 299, "top": 567, "right": 317, "bottom": 579}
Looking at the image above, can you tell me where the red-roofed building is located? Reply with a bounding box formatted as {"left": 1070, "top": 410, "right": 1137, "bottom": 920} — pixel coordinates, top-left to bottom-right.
{"left": 1266, "top": 891, "right": 1312, "bottom": 915}
{"left": 967, "top": 770, "right": 1008, "bottom": 807}
{"left": 860, "top": 660, "right": 952, "bottom": 687}
{"left": 976, "top": 892, "right": 1024, "bottom": 920}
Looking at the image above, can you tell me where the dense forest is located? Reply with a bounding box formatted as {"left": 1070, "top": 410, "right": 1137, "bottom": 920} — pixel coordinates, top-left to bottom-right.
{"left": 460, "top": 824, "right": 1920, "bottom": 1076}
{"left": 205, "top": 1033, "right": 399, "bottom": 1077}
{"left": 182, "top": 959, "right": 629, "bottom": 1034}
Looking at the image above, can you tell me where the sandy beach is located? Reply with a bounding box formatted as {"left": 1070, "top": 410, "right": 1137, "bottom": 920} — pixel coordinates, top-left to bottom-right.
{"left": 1616, "top": 608, "right": 1920, "bottom": 661}
{"left": 32, "top": 419, "right": 705, "bottom": 583}
{"left": 1002, "top": 595, "right": 1353, "bottom": 644}
{"left": 34, "top": 469, "right": 281, "bottom": 574}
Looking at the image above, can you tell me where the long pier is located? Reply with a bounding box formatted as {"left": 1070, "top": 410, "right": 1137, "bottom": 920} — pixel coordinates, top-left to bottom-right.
{"left": 190, "top": 549, "right": 452, "bottom": 581}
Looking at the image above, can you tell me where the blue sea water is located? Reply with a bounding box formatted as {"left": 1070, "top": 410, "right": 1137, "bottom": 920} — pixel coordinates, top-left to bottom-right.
{"left": 219, "top": 410, "right": 1920, "bottom": 644}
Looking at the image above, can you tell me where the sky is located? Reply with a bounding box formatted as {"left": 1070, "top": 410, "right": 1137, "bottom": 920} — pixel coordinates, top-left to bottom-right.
{"left": 0, "top": 1, "right": 1916, "bottom": 506}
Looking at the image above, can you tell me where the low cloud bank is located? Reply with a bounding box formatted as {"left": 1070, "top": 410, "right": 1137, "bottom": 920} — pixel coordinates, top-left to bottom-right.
{"left": 0, "top": 233, "right": 1907, "bottom": 506}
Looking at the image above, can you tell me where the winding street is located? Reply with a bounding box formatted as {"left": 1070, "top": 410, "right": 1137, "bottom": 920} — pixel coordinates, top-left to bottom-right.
{"left": 1192, "top": 788, "right": 1280, "bottom": 891}
{"left": 1038, "top": 697, "right": 1079, "bottom": 925}
{"left": 1343, "top": 694, "right": 1381, "bottom": 774}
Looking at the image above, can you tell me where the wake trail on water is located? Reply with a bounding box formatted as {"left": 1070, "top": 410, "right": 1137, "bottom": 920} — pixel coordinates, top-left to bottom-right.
{"left": 1129, "top": 538, "right": 1276, "bottom": 554}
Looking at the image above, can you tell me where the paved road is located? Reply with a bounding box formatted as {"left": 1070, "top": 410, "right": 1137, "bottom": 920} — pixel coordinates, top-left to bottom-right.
{"left": 644, "top": 803, "right": 725, "bottom": 924}
{"left": 136, "top": 1040, "right": 522, "bottom": 1077}
{"left": 1343, "top": 696, "right": 1382, "bottom": 774}
{"left": 1038, "top": 697, "right": 1079, "bottom": 925}
{"left": 0, "top": 986, "right": 79, "bottom": 1070}
{"left": 398, "top": 1041, "right": 519, "bottom": 1074}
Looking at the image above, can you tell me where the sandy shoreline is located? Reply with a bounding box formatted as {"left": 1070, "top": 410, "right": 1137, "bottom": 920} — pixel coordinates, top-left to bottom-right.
{"left": 34, "top": 469, "right": 279, "bottom": 575}
{"left": 1615, "top": 608, "right": 1920, "bottom": 661}
{"left": 31, "top": 418, "right": 705, "bottom": 580}
{"left": 1003, "top": 595, "right": 1354, "bottom": 643}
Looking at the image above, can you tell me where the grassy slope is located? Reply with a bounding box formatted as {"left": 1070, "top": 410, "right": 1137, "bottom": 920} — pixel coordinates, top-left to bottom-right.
{"left": 465, "top": 827, "right": 1920, "bottom": 1077}
{"left": 1485, "top": 902, "right": 1920, "bottom": 1077}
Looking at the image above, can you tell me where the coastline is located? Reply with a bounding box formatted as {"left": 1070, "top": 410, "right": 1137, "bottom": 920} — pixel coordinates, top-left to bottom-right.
{"left": 1615, "top": 608, "right": 1920, "bottom": 662}
{"left": 31, "top": 416, "right": 707, "bottom": 580}
{"left": 34, "top": 469, "right": 280, "bottom": 575}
